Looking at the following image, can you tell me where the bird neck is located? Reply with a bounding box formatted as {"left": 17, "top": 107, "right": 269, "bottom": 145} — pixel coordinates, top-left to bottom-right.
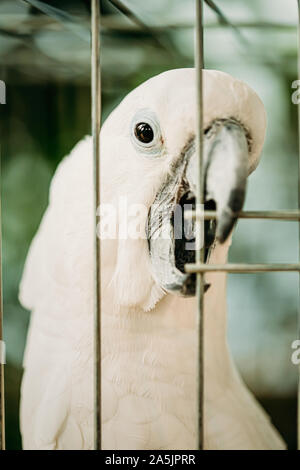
{"left": 101, "top": 235, "right": 232, "bottom": 354}
{"left": 204, "top": 237, "right": 232, "bottom": 343}
{"left": 154, "top": 237, "right": 231, "bottom": 333}
{"left": 102, "top": 237, "right": 234, "bottom": 402}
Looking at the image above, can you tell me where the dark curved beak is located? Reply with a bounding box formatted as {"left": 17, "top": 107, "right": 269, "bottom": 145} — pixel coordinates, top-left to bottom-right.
{"left": 147, "top": 119, "right": 249, "bottom": 296}
{"left": 186, "top": 119, "right": 249, "bottom": 243}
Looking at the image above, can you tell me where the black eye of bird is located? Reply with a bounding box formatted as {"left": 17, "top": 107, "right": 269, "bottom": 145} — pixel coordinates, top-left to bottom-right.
{"left": 134, "top": 122, "right": 154, "bottom": 144}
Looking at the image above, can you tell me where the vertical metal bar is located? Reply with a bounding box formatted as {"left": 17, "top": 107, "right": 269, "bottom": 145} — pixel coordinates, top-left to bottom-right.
{"left": 195, "top": 0, "right": 205, "bottom": 451}
{"left": 0, "top": 150, "right": 5, "bottom": 450}
{"left": 297, "top": 0, "right": 300, "bottom": 451}
{"left": 91, "top": 0, "right": 102, "bottom": 450}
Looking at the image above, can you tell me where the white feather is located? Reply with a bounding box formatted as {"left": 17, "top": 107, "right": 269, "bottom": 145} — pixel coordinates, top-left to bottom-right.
{"left": 19, "top": 69, "right": 284, "bottom": 450}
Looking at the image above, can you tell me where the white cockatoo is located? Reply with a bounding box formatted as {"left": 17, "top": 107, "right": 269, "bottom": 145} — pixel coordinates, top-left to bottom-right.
{"left": 19, "top": 68, "right": 286, "bottom": 450}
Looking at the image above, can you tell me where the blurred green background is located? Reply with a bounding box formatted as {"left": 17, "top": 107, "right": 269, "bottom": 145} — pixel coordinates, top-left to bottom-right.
{"left": 0, "top": 0, "right": 299, "bottom": 450}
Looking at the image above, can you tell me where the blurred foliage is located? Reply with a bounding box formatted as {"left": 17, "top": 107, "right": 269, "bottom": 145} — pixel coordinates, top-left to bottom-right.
{"left": 0, "top": 0, "right": 299, "bottom": 450}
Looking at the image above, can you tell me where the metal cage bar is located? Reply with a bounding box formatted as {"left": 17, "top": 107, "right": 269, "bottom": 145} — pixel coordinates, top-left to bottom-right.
{"left": 0, "top": 151, "right": 4, "bottom": 450}
{"left": 297, "top": 0, "right": 300, "bottom": 451}
{"left": 91, "top": 0, "right": 102, "bottom": 451}
{"left": 186, "top": 209, "right": 300, "bottom": 221}
{"left": 195, "top": 0, "right": 205, "bottom": 451}
{"left": 186, "top": 263, "right": 300, "bottom": 273}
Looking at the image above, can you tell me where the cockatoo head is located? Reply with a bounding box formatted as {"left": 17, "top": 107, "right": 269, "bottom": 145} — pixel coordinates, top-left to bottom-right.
{"left": 100, "top": 68, "right": 266, "bottom": 311}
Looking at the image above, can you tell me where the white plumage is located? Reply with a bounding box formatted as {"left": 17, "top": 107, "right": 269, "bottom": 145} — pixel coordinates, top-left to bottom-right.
{"left": 19, "top": 69, "right": 286, "bottom": 450}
